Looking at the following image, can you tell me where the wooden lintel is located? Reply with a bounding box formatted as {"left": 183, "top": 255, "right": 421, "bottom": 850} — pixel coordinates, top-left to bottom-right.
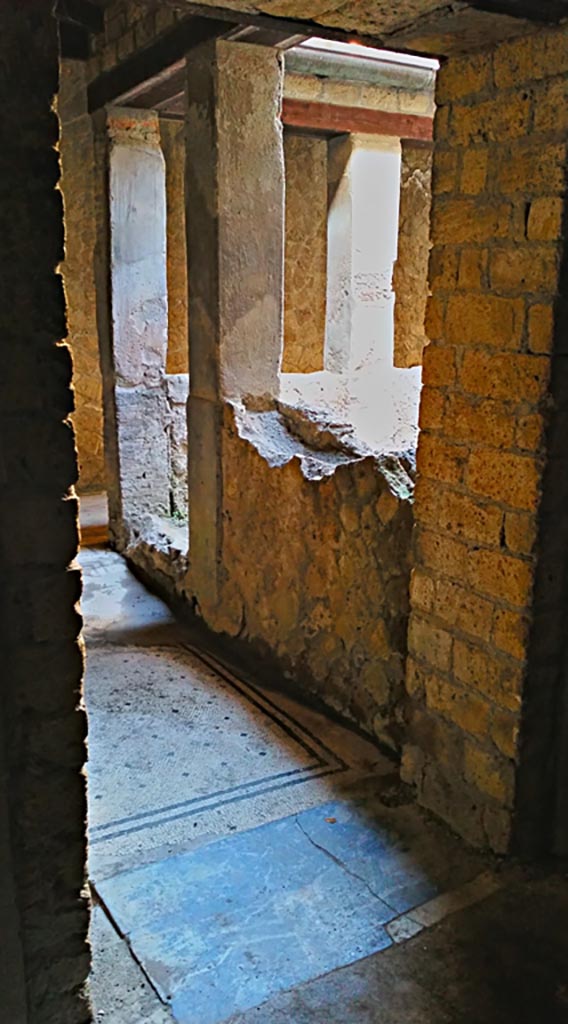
{"left": 87, "top": 15, "right": 232, "bottom": 113}
{"left": 281, "top": 98, "right": 433, "bottom": 141}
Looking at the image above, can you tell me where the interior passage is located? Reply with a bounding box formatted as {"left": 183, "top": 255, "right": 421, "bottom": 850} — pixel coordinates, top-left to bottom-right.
{"left": 80, "top": 498, "right": 568, "bottom": 1024}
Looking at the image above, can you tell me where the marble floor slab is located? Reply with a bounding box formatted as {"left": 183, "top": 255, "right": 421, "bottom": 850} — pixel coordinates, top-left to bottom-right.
{"left": 95, "top": 794, "right": 487, "bottom": 1024}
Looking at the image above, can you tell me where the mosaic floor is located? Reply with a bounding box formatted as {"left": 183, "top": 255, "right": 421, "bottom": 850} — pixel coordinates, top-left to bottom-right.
{"left": 81, "top": 536, "right": 567, "bottom": 1024}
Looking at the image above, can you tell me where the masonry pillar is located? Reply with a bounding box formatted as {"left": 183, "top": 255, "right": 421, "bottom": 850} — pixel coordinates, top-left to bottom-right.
{"left": 326, "top": 135, "right": 401, "bottom": 374}
{"left": 325, "top": 135, "right": 354, "bottom": 373}
{"left": 185, "top": 39, "right": 285, "bottom": 611}
{"left": 403, "top": 31, "right": 568, "bottom": 856}
{"left": 282, "top": 132, "right": 327, "bottom": 374}
{"left": 94, "top": 108, "right": 170, "bottom": 547}
{"left": 393, "top": 140, "right": 433, "bottom": 368}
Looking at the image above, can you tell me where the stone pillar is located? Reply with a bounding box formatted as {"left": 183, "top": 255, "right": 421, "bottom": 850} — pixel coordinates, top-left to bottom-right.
{"left": 326, "top": 135, "right": 401, "bottom": 374}
{"left": 161, "top": 119, "right": 188, "bottom": 375}
{"left": 325, "top": 135, "right": 354, "bottom": 373}
{"left": 95, "top": 107, "right": 170, "bottom": 546}
{"left": 350, "top": 135, "right": 401, "bottom": 371}
{"left": 403, "top": 31, "right": 568, "bottom": 856}
{"left": 282, "top": 132, "right": 327, "bottom": 374}
{"left": 59, "top": 59, "right": 105, "bottom": 493}
{"left": 393, "top": 140, "right": 433, "bottom": 369}
{"left": 185, "top": 39, "right": 285, "bottom": 609}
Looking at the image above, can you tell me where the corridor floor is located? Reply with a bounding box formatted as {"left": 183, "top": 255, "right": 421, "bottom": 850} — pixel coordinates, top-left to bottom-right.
{"left": 82, "top": 542, "right": 568, "bottom": 1024}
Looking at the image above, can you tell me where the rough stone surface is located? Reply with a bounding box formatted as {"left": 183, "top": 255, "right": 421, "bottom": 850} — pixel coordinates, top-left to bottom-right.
{"left": 166, "top": 373, "right": 189, "bottom": 517}
{"left": 60, "top": 60, "right": 105, "bottom": 493}
{"left": 282, "top": 133, "right": 327, "bottom": 374}
{"left": 161, "top": 119, "right": 188, "bottom": 376}
{"left": 393, "top": 141, "right": 433, "bottom": 368}
{"left": 101, "top": 108, "right": 171, "bottom": 541}
{"left": 1, "top": 4, "right": 89, "bottom": 1021}
{"left": 405, "top": 24, "right": 568, "bottom": 854}
{"left": 216, "top": 404, "right": 414, "bottom": 747}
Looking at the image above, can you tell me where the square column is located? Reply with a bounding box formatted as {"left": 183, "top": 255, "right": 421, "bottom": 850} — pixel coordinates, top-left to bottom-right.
{"left": 185, "top": 40, "right": 285, "bottom": 608}
{"left": 94, "top": 107, "right": 170, "bottom": 546}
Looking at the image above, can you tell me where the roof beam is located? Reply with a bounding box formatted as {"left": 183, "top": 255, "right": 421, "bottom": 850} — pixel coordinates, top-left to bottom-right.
{"left": 282, "top": 98, "right": 433, "bottom": 141}
{"left": 87, "top": 15, "right": 232, "bottom": 112}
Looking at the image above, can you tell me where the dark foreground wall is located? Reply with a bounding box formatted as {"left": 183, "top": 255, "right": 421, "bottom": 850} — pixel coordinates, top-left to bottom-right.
{"left": 0, "top": 5, "right": 90, "bottom": 1022}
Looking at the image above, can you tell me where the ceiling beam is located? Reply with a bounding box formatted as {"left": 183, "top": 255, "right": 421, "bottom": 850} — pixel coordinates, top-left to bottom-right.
{"left": 88, "top": 15, "right": 233, "bottom": 112}
{"left": 54, "top": 0, "right": 104, "bottom": 33}
{"left": 282, "top": 98, "right": 434, "bottom": 140}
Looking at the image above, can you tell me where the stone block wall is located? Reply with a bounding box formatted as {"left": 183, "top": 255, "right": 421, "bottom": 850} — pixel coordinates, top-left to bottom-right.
{"left": 216, "top": 406, "right": 414, "bottom": 746}
{"left": 403, "top": 26, "right": 568, "bottom": 853}
{"left": 282, "top": 133, "right": 327, "bottom": 374}
{"left": 60, "top": 60, "right": 105, "bottom": 494}
{"left": 1, "top": 4, "right": 89, "bottom": 1021}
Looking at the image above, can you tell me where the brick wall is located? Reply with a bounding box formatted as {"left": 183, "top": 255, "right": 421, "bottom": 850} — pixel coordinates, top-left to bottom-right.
{"left": 403, "top": 26, "right": 568, "bottom": 853}
{"left": 0, "top": 4, "right": 90, "bottom": 1021}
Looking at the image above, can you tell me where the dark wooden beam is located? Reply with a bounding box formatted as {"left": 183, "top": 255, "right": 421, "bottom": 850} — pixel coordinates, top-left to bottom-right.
{"left": 466, "top": 0, "right": 568, "bottom": 21}
{"left": 115, "top": 61, "right": 186, "bottom": 109}
{"left": 282, "top": 99, "right": 433, "bottom": 141}
{"left": 59, "top": 19, "right": 91, "bottom": 60}
{"left": 87, "top": 15, "right": 233, "bottom": 112}
{"left": 55, "top": 0, "right": 104, "bottom": 33}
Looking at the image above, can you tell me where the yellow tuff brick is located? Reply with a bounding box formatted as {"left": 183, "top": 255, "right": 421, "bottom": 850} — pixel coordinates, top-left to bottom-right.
{"left": 460, "top": 148, "right": 488, "bottom": 195}
{"left": 444, "top": 394, "right": 515, "bottom": 448}
{"left": 468, "top": 547, "right": 533, "bottom": 605}
{"left": 432, "top": 198, "right": 512, "bottom": 245}
{"left": 466, "top": 449, "right": 540, "bottom": 510}
{"left": 460, "top": 350, "right": 550, "bottom": 404}
{"left": 409, "top": 568, "right": 436, "bottom": 613}
{"left": 425, "top": 295, "right": 445, "bottom": 341}
{"left": 445, "top": 293, "right": 523, "bottom": 348}
{"left": 457, "top": 248, "right": 487, "bottom": 290}
{"left": 493, "top": 34, "right": 534, "bottom": 89}
{"left": 504, "top": 511, "right": 537, "bottom": 555}
{"left": 418, "top": 528, "right": 470, "bottom": 581}
{"left": 418, "top": 482, "right": 503, "bottom": 546}
{"left": 527, "top": 197, "right": 564, "bottom": 242}
{"left": 528, "top": 303, "right": 554, "bottom": 354}
{"left": 408, "top": 616, "right": 452, "bottom": 672}
{"left": 422, "top": 344, "right": 457, "bottom": 388}
{"left": 464, "top": 742, "right": 514, "bottom": 805}
{"left": 493, "top": 607, "right": 529, "bottom": 661}
{"left": 429, "top": 248, "right": 459, "bottom": 291}
{"left": 418, "top": 386, "right": 445, "bottom": 431}
{"left": 498, "top": 140, "right": 567, "bottom": 195}
{"left": 489, "top": 245, "right": 559, "bottom": 294}
{"left": 534, "top": 78, "right": 568, "bottom": 135}
{"left": 425, "top": 677, "right": 490, "bottom": 738}
{"left": 433, "top": 149, "right": 459, "bottom": 194}
{"left": 490, "top": 707, "right": 519, "bottom": 760}
{"left": 453, "top": 639, "right": 523, "bottom": 710}
{"left": 451, "top": 92, "right": 531, "bottom": 147}
{"left": 416, "top": 433, "right": 467, "bottom": 486}
{"left": 437, "top": 52, "right": 490, "bottom": 103}
{"left": 515, "top": 413, "right": 544, "bottom": 452}
{"left": 435, "top": 578, "right": 494, "bottom": 640}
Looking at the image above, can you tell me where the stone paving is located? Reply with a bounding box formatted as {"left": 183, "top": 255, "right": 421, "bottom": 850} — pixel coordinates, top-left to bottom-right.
{"left": 83, "top": 545, "right": 568, "bottom": 1024}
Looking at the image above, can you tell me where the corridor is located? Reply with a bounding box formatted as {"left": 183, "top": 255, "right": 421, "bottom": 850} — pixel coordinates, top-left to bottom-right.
{"left": 80, "top": 511, "right": 568, "bottom": 1024}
